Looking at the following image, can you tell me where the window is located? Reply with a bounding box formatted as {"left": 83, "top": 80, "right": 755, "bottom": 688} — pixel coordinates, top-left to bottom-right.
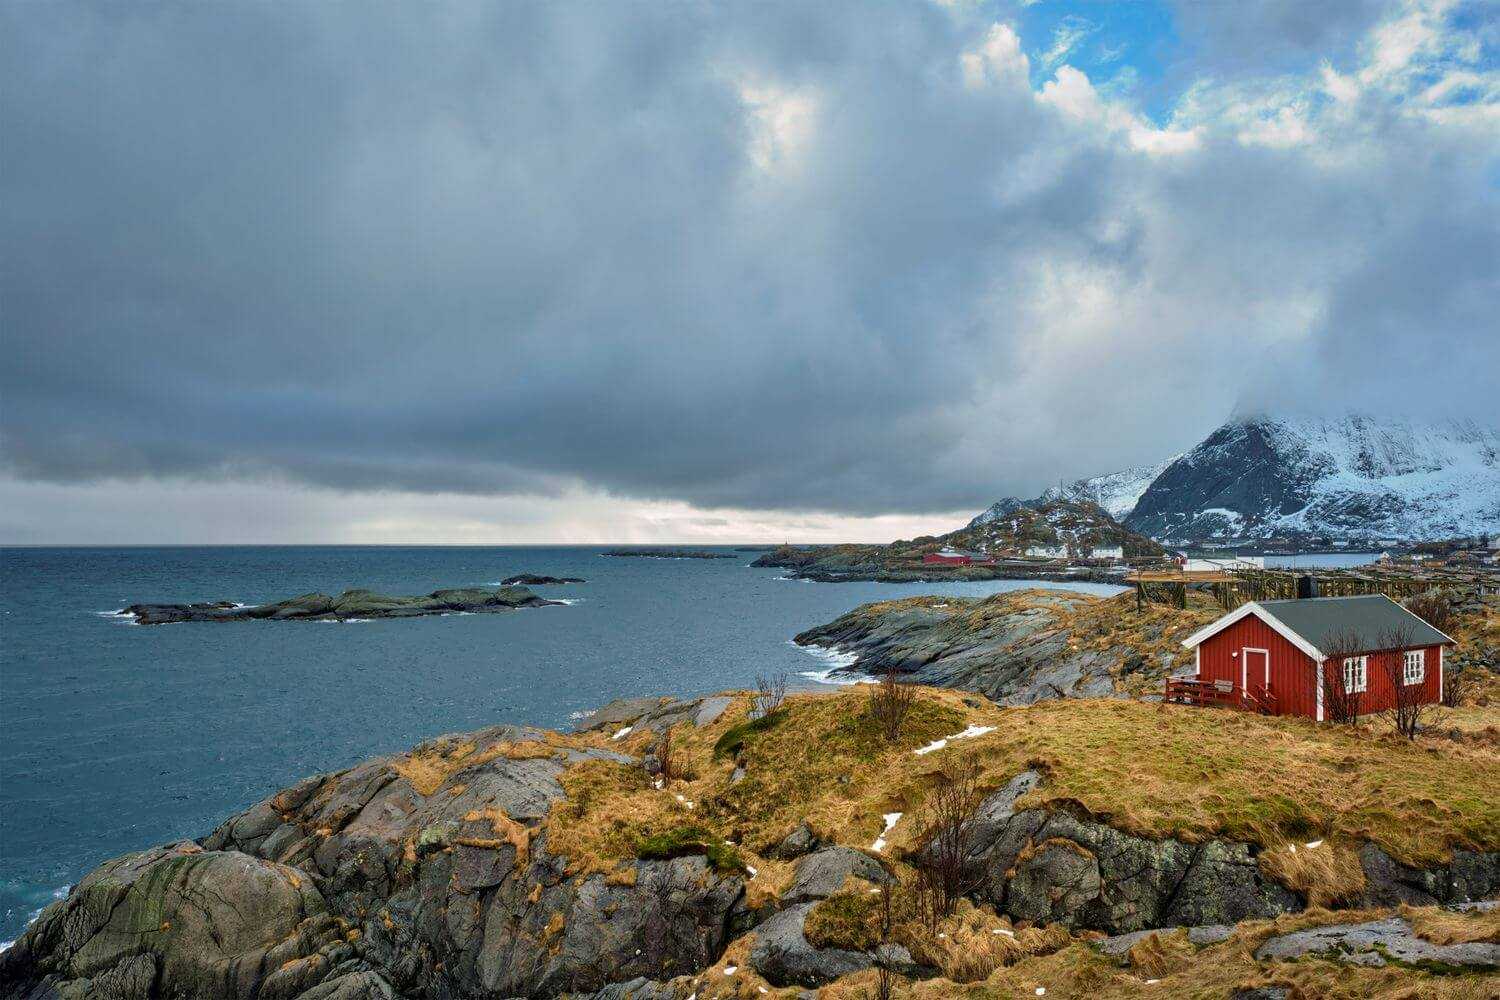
{"left": 1403, "top": 649, "right": 1425, "bottom": 686}
{"left": 1342, "top": 656, "right": 1367, "bottom": 693}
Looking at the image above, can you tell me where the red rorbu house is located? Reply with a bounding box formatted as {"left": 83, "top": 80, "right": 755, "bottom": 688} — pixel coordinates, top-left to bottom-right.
{"left": 922, "top": 548, "right": 995, "bottom": 566}
{"left": 1173, "top": 592, "right": 1453, "bottom": 720}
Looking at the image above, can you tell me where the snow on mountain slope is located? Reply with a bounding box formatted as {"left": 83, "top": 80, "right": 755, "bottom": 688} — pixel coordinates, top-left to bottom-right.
{"left": 1036, "top": 457, "right": 1180, "bottom": 521}
{"left": 1124, "top": 414, "right": 1500, "bottom": 543}
{"left": 968, "top": 458, "right": 1176, "bottom": 528}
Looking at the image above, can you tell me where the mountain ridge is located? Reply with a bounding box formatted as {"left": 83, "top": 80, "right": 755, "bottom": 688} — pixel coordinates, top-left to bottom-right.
{"left": 975, "top": 413, "right": 1500, "bottom": 544}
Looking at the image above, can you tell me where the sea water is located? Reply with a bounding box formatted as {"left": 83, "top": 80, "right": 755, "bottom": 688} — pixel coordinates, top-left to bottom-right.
{"left": 0, "top": 545, "right": 1124, "bottom": 941}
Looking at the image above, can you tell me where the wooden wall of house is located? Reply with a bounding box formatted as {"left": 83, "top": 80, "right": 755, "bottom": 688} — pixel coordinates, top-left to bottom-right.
{"left": 1337, "top": 644, "right": 1443, "bottom": 715}
{"left": 1197, "top": 614, "right": 1319, "bottom": 718}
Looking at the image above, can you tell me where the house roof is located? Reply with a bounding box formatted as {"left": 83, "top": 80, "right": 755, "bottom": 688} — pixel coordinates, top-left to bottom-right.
{"left": 1182, "top": 594, "right": 1455, "bottom": 660}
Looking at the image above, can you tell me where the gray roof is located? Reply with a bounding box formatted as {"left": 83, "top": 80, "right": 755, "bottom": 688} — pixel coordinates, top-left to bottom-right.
{"left": 1258, "top": 595, "right": 1453, "bottom": 655}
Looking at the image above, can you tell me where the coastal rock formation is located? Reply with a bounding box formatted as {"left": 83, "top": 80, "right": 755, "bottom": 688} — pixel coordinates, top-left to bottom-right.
{"left": 5, "top": 689, "right": 1497, "bottom": 999}
{"left": 0, "top": 722, "right": 746, "bottom": 1000}
{"left": 499, "top": 574, "right": 586, "bottom": 585}
{"left": 117, "top": 586, "right": 558, "bottom": 625}
{"left": 795, "top": 589, "right": 1211, "bottom": 703}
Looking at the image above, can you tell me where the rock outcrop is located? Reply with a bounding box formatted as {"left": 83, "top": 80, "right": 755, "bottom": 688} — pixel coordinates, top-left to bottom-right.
{"left": 1255, "top": 916, "right": 1500, "bottom": 969}
{"left": 963, "top": 771, "right": 1500, "bottom": 936}
{"left": 795, "top": 590, "right": 1207, "bottom": 703}
{"left": 118, "top": 586, "right": 558, "bottom": 625}
{"left": 499, "top": 575, "right": 586, "bottom": 586}
{"left": 966, "top": 772, "right": 1300, "bottom": 933}
{"left": 0, "top": 722, "right": 746, "bottom": 1000}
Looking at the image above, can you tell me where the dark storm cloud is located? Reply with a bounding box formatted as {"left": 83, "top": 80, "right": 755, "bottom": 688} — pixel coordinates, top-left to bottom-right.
{"left": 1, "top": 0, "right": 1495, "bottom": 519}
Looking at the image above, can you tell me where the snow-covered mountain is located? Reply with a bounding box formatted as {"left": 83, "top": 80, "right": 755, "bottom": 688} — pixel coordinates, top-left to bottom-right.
{"left": 1036, "top": 457, "right": 1181, "bottom": 521}
{"left": 968, "top": 457, "right": 1177, "bottom": 528}
{"left": 1123, "top": 414, "right": 1500, "bottom": 543}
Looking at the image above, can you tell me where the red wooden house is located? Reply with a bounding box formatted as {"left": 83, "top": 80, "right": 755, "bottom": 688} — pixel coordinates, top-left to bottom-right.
{"left": 1176, "top": 594, "right": 1453, "bottom": 720}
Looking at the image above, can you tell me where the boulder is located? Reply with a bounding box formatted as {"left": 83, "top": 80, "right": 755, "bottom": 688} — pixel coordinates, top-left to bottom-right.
{"left": 1255, "top": 917, "right": 1500, "bottom": 969}
{"left": 0, "top": 842, "right": 341, "bottom": 1000}
{"left": 748, "top": 903, "right": 872, "bottom": 987}
{"left": 771, "top": 822, "right": 818, "bottom": 860}
{"left": 784, "top": 847, "right": 890, "bottom": 905}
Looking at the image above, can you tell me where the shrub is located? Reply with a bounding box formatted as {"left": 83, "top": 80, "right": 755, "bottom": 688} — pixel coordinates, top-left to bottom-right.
{"left": 634, "top": 825, "right": 745, "bottom": 874}
{"left": 1405, "top": 592, "right": 1456, "bottom": 636}
{"left": 867, "top": 668, "right": 916, "bottom": 744}
{"left": 754, "top": 671, "right": 788, "bottom": 717}
{"left": 804, "top": 891, "right": 883, "bottom": 952}
{"left": 712, "top": 710, "right": 783, "bottom": 759}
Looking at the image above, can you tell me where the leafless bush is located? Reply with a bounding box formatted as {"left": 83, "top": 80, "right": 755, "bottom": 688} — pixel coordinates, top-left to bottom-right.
{"left": 1322, "top": 627, "right": 1366, "bottom": 726}
{"left": 1442, "top": 666, "right": 1470, "bottom": 708}
{"left": 753, "top": 671, "right": 788, "bottom": 718}
{"left": 872, "top": 875, "right": 898, "bottom": 1000}
{"left": 1405, "top": 592, "right": 1456, "bottom": 636}
{"left": 1379, "top": 625, "right": 1437, "bottom": 740}
{"left": 868, "top": 668, "right": 917, "bottom": 743}
{"left": 653, "top": 726, "right": 679, "bottom": 783}
{"left": 913, "top": 764, "right": 984, "bottom": 924}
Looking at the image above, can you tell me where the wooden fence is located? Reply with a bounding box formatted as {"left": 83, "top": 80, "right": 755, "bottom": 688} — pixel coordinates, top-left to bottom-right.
{"left": 1134, "top": 566, "right": 1492, "bottom": 611}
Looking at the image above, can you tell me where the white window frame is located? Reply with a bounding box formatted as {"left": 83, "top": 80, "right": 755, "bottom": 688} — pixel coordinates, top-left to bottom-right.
{"left": 1403, "top": 648, "right": 1425, "bottom": 686}
{"left": 1342, "top": 656, "right": 1367, "bottom": 693}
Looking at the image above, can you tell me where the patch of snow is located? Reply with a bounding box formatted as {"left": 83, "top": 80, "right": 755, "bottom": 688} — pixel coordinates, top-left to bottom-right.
{"left": 871, "top": 812, "right": 902, "bottom": 853}
{"left": 611, "top": 726, "right": 632, "bottom": 741}
{"left": 1306, "top": 839, "right": 1323, "bottom": 849}
{"left": 913, "top": 724, "right": 996, "bottom": 755}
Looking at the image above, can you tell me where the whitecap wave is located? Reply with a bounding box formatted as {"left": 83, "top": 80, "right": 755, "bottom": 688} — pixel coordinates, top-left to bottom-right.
{"left": 552, "top": 598, "right": 583, "bottom": 606}
{"left": 3, "top": 885, "right": 69, "bottom": 953}
{"left": 568, "top": 709, "right": 598, "bottom": 721}
{"left": 790, "top": 641, "right": 871, "bottom": 685}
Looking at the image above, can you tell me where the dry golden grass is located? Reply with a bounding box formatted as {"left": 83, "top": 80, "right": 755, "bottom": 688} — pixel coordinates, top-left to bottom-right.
{"left": 888, "top": 906, "right": 1500, "bottom": 999}
{"left": 536, "top": 683, "right": 1499, "bottom": 905}
{"left": 1257, "top": 840, "right": 1367, "bottom": 908}
{"left": 391, "top": 738, "right": 478, "bottom": 795}
{"left": 1404, "top": 903, "right": 1500, "bottom": 945}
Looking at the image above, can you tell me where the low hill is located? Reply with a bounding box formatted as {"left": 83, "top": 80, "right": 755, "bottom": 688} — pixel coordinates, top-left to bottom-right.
{"left": 754, "top": 499, "right": 1163, "bottom": 581}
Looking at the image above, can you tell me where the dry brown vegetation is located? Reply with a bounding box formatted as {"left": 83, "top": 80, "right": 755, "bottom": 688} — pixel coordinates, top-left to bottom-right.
{"left": 539, "top": 679, "right": 1500, "bottom": 1000}
{"left": 527, "top": 678, "right": 1498, "bottom": 926}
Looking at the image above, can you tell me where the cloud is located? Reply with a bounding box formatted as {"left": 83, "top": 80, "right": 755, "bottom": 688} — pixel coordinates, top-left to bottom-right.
{"left": 1037, "top": 14, "right": 1099, "bottom": 69}
{"left": 0, "top": 0, "right": 1495, "bottom": 541}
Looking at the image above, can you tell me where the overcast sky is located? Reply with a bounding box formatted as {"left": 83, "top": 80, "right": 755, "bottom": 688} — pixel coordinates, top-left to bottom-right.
{"left": 2, "top": 0, "right": 1496, "bottom": 544}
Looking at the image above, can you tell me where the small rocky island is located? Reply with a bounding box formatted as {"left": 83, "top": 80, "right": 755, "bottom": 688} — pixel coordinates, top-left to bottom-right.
{"left": 500, "top": 574, "right": 586, "bottom": 585}
{"left": 602, "top": 549, "right": 736, "bottom": 559}
{"left": 117, "top": 586, "right": 559, "bottom": 625}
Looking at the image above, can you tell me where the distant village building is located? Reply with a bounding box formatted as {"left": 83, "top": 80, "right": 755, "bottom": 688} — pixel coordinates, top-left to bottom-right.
{"left": 1179, "top": 594, "right": 1452, "bottom": 721}
{"left": 1084, "top": 545, "right": 1123, "bottom": 560}
{"left": 1023, "top": 544, "right": 1068, "bottom": 560}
